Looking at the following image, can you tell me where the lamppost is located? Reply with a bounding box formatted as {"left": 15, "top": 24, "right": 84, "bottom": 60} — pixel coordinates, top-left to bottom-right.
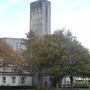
{"left": 16, "top": 42, "right": 19, "bottom": 53}
{"left": 0, "top": 58, "right": 4, "bottom": 71}
{"left": 16, "top": 42, "right": 22, "bottom": 53}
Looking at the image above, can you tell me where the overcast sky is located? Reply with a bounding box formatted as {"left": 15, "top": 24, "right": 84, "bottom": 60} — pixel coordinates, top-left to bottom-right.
{"left": 0, "top": 0, "right": 90, "bottom": 49}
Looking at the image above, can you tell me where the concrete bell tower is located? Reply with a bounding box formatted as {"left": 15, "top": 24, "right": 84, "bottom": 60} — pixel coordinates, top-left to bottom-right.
{"left": 30, "top": 0, "right": 51, "bottom": 37}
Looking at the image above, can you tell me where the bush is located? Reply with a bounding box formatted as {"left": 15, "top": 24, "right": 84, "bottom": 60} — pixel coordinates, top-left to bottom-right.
{"left": 74, "top": 81, "right": 89, "bottom": 88}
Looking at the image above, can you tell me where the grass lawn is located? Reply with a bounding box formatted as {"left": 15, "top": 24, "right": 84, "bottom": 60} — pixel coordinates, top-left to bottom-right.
{"left": 35, "top": 88, "right": 90, "bottom": 90}
{"left": 48, "top": 88, "right": 90, "bottom": 90}
{"left": 4, "top": 88, "right": 89, "bottom": 90}
{"left": 78, "top": 89, "right": 90, "bottom": 90}
{"left": 19, "top": 88, "right": 90, "bottom": 90}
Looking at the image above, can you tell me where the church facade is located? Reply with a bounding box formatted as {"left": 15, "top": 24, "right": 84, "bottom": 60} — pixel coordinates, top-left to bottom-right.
{"left": 0, "top": 72, "right": 32, "bottom": 86}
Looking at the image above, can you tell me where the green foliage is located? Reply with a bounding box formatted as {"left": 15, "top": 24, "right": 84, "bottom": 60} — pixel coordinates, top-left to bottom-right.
{"left": 75, "top": 81, "right": 89, "bottom": 88}
{"left": 0, "top": 40, "right": 24, "bottom": 71}
{"left": 24, "top": 29, "right": 90, "bottom": 80}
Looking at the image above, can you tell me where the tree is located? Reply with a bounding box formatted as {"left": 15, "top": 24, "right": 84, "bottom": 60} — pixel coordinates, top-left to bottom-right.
{"left": 22, "top": 31, "right": 38, "bottom": 72}
{"left": 24, "top": 29, "right": 90, "bottom": 88}
{"left": 54, "top": 30, "right": 90, "bottom": 87}
{"left": 0, "top": 40, "right": 25, "bottom": 72}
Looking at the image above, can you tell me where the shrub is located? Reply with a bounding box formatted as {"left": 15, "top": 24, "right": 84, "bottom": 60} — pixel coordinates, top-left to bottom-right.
{"left": 75, "top": 81, "right": 89, "bottom": 88}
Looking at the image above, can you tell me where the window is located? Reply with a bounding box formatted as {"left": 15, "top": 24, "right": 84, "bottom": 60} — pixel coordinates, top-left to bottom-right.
{"left": 12, "top": 77, "right": 16, "bottom": 83}
{"left": 3, "top": 77, "right": 6, "bottom": 83}
{"left": 21, "top": 77, "right": 26, "bottom": 83}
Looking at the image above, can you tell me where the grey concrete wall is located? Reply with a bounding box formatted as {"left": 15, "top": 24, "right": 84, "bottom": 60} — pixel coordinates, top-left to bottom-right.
{"left": 0, "top": 38, "right": 25, "bottom": 53}
{"left": 30, "top": 0, "right": 51, "bottom": 37}
{"left": 0, "top": 75, "right": 32, "bottom": 86}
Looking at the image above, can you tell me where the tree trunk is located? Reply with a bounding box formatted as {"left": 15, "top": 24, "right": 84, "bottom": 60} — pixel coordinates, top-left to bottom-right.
{"left": 59, "top": 78, "right": 62, "bottom": 88}
{"left": 56, "top": 82, "right": 59, "bottom": 88}
{"left": 38, "top": 73, "right": 42, "bottom": 88}
{"left": 56, "top": 77, "right": 62, "bottom": 88}
{"left": 70, "top": 76, "right": 73, "bottom": 88}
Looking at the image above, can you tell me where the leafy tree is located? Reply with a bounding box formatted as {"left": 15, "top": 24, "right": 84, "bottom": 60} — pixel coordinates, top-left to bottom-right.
{"left": 54, "top": 30, "right": 90, "bottom": 87}
{"left": 22, "top": 31, "right": 38, "bottom": 72}
{"left": 0, "top": 40, "right": 25, "bottom": 72}
{"left": 24, "top": 29, "right": 90, "bottom": 87}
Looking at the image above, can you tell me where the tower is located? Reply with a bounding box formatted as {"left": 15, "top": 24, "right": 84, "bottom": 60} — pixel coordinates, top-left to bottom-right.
{"left": 30, "top": 0, "right": 51, "bottom": 37}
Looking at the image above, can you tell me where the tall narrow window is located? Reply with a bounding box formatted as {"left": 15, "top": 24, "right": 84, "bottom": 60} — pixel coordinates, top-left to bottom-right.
{"left": 3, "top": 77, "right": 6, "bottom": 83}
{"left": 12, "top": 77, "right": 16, "bottom": 83}
{"left": 21, "top": 77, "right": 26, "bottom": 83}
